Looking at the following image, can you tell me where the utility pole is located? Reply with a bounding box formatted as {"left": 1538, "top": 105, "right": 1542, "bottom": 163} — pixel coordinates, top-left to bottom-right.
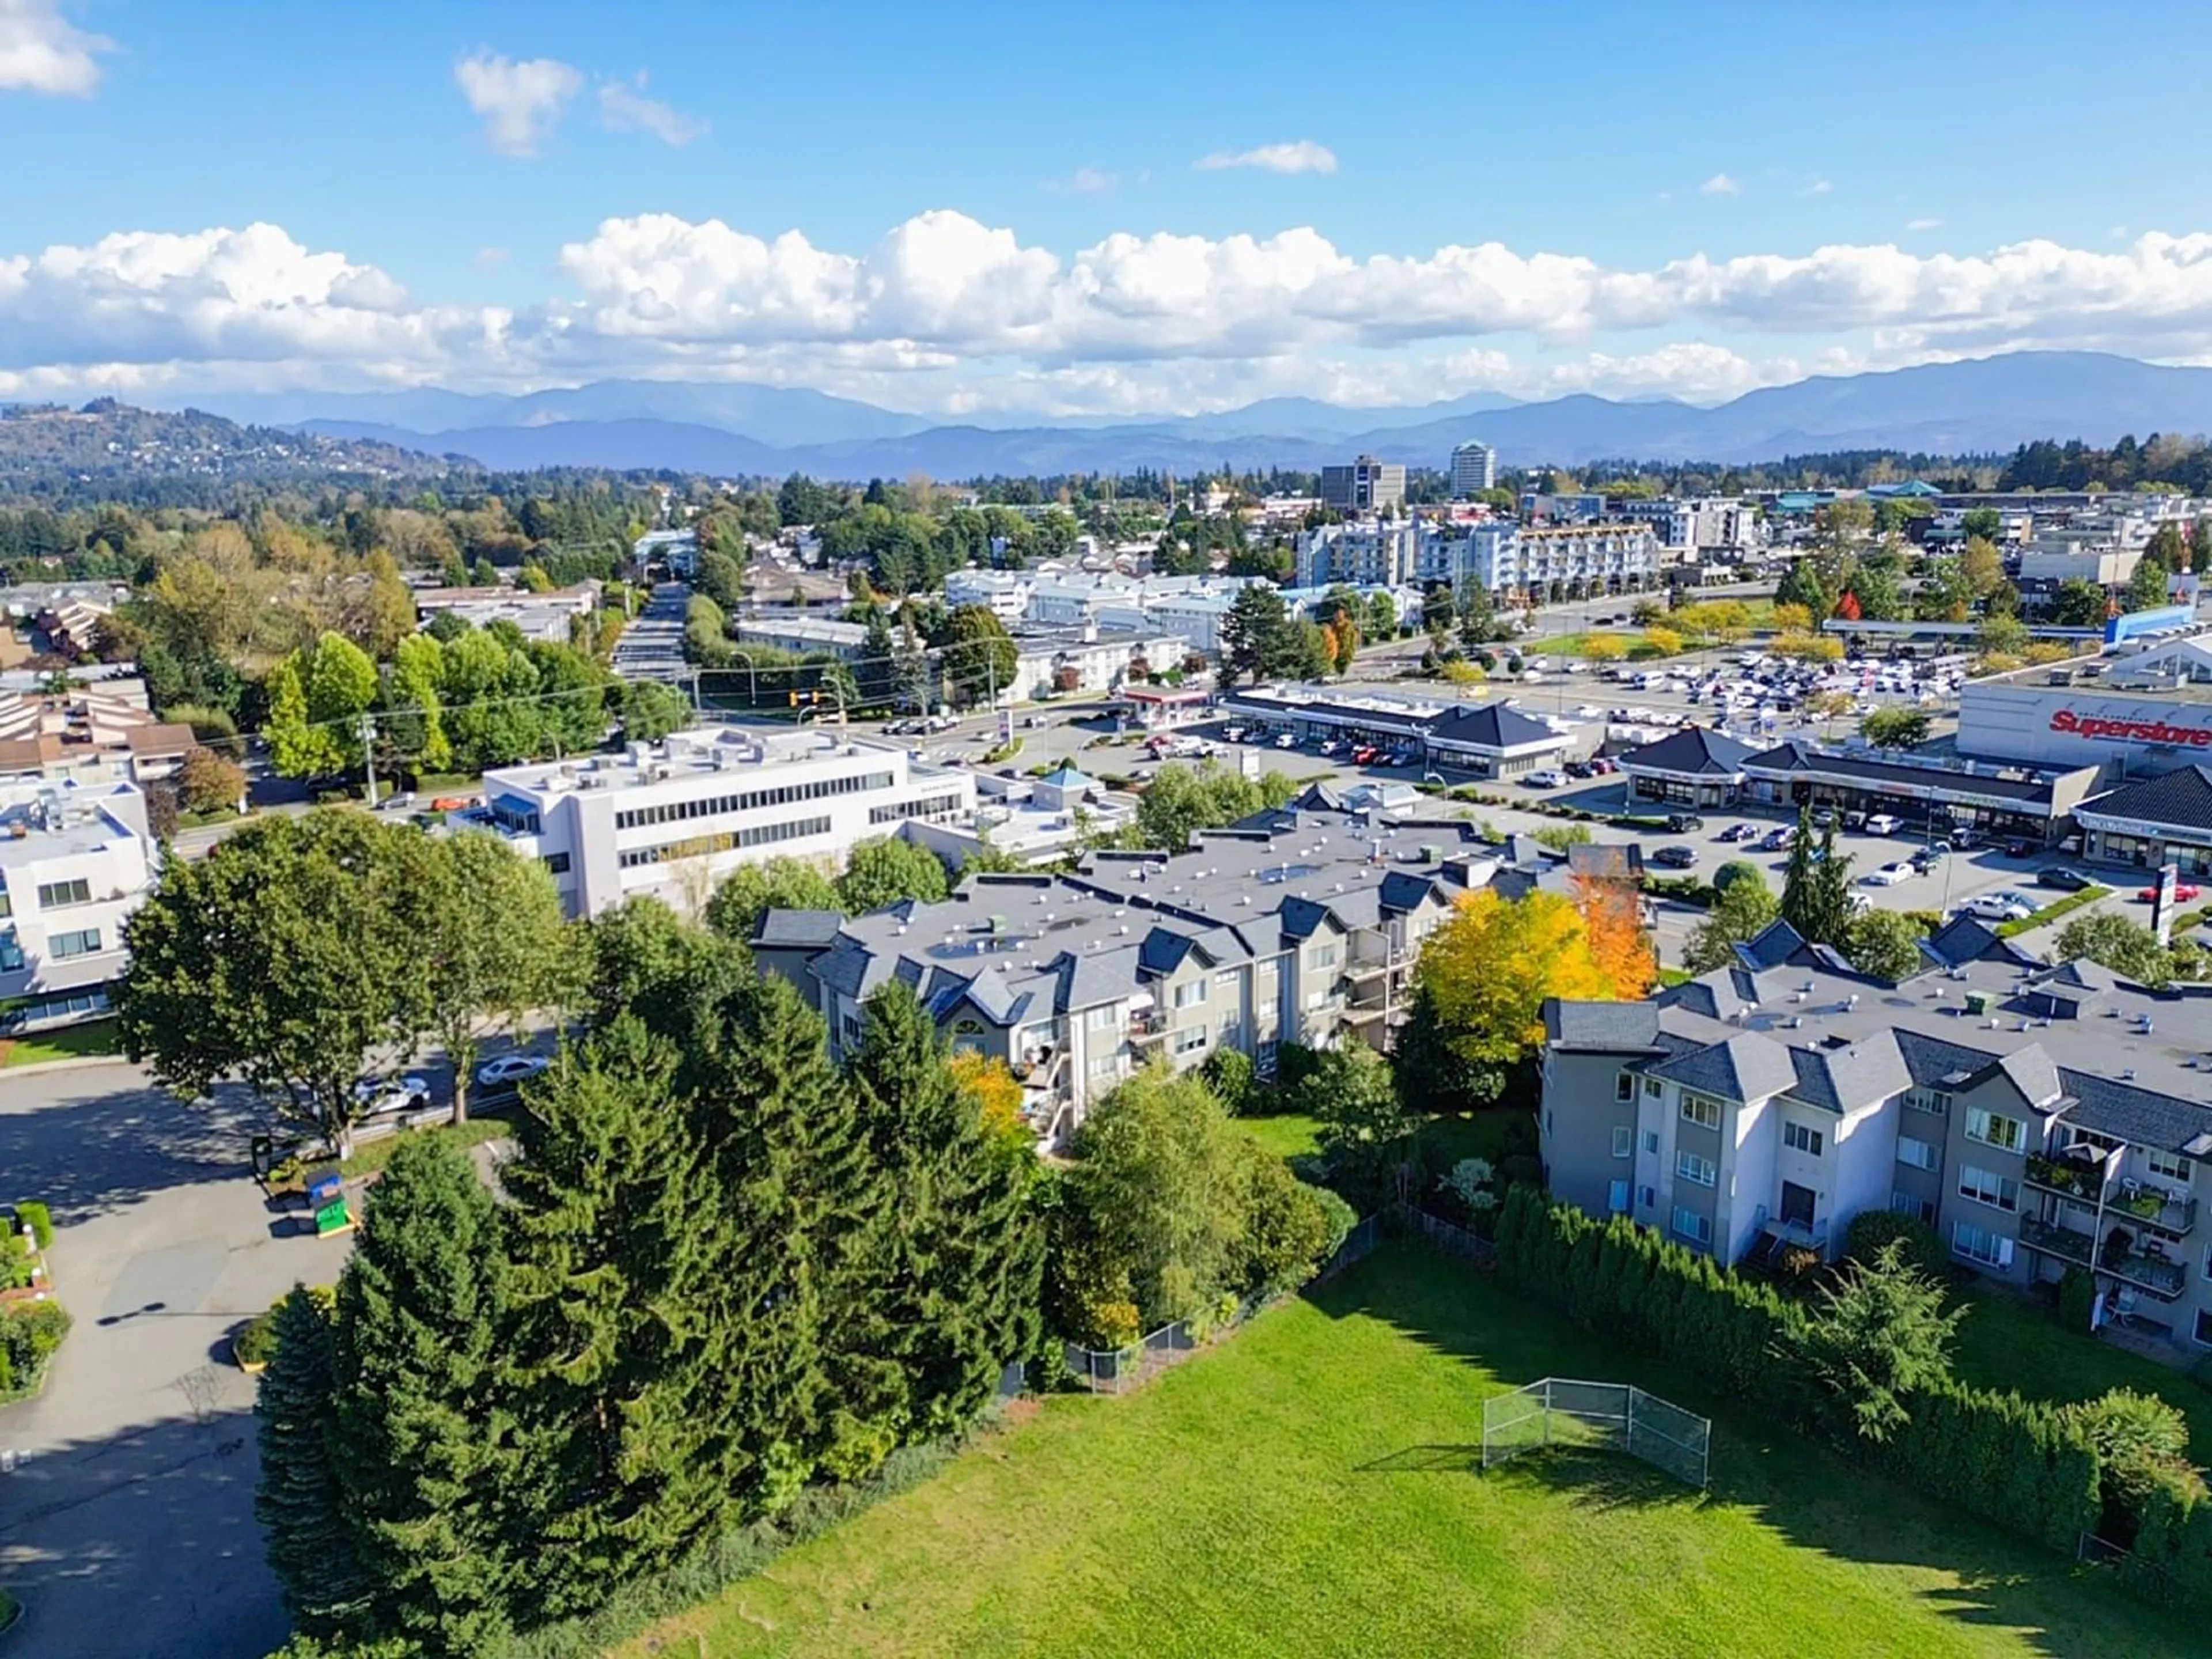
{"left": 358, "top": 711, "right": 379, "bottom": 808}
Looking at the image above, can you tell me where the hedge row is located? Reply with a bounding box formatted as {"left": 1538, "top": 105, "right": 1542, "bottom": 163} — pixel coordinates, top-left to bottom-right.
{"left": 1995, "top": 885, "right": 2111, "bottom": 938}
{"left": 1488, "top": 1188, "right": 2101, "bottom": 1560}
{"left": 2130, "top": 1479, "right": 2212, "bottom": 1605}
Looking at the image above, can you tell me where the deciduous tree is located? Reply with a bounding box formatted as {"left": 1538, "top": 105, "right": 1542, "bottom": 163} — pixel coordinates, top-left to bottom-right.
{"left": 1413, "top": 891, "right": 1615, "bottom": 1098}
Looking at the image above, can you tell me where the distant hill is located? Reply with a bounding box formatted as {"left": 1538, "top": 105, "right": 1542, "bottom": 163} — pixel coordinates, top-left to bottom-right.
{"left": 132, "top": 350, "right": 2212, "bottom": 480}
{"left": 0, "top": 399, "right": 454, "bottom": 493}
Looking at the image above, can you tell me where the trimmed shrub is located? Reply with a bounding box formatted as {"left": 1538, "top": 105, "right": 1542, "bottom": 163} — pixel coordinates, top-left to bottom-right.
{"left": 14, "top": 1200, "right": 51, "bottom": 1250}
{"left": 1843, "top": 1208, "right": 1948, "bottom": 1280}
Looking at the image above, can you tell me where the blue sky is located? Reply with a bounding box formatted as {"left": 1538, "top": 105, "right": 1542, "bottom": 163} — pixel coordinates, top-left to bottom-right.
{"left": 4, "top": 0, "right": 2211, "bottom": 416}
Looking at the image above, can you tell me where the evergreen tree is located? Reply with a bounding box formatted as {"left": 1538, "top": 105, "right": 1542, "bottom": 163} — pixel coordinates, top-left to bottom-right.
{"left": 331, "top": 1138, "right": 516, "bottom": 1654}
{"left": 501, "top": 1021, "right": 740, "bottom": 1622}
{"left": 1777, "top": 806, "right": 1820, "bottom": 938}
{"left": 688, "top": 975, "right": 891, "bottom": 1493}
{"left": 255, "top": 1285, "right": 373, "bottom": 1640}
{"left": 849, "top": 985, "right": 1044, "bottom": 1448}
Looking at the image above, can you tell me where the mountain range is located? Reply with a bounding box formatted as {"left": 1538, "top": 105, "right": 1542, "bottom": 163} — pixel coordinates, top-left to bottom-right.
{"left": 153, "top": 352, "right": 2212, "bottom": 481}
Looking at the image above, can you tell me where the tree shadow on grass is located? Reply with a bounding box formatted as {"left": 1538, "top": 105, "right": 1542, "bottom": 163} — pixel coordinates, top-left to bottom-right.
{"left": 1304, "top": 1243, "right": 2203, "bottom": 1659}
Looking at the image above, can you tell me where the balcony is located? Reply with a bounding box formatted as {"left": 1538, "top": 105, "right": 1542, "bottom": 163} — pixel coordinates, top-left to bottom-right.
{"left": 2024, "top": 1152, "right": 2104, "bottom": 1202}
{"left": 1130, "top": 1011, "right": 1172, "bottom": 1044}
{"left": 2111, "top": 1184, "right": 2199, "bottom": 1237}
{"left": 2019, "top": 1215, "right": 2190, "bottom": 1299}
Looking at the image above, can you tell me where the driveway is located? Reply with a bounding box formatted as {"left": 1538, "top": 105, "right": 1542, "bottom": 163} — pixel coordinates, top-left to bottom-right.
{"left": 0, "top": 1063, "right": 355, "bottom": 1659}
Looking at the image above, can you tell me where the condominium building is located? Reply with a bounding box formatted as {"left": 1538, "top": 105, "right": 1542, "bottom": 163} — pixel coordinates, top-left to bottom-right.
{"left": 0, "top": 777, "right": 156, "bottom": 1031}
{"left": 1453, "top": 521, "right": 1660, "bottom": 599}
{"left": 0, "top": 676, "right": 194, "bottom": 787}
{"left": 471, "top": 728, "right": 975, "bottom": 919}
{"left": 1295, "top": 521, "right": 1426, "bottom": 588}
{"left": 1607, "top": 497, "right": 1760, "bottom": 556}
{"left": 756, "top": 788, "right": 1483, "bottom": 1140}
{"left": 1449, "top": 440, "right": 1498, "bottom": 497}
{"left": 1540, "top": 915, "right": 2212, "bottom": 1353}
{"left": 1320, "top": 455, "right": 1407, "bottom": 514}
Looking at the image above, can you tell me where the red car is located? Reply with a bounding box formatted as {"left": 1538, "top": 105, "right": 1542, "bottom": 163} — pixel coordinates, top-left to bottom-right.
{"left": 2138, "top": 882, "right": 2204, "bottom": 903}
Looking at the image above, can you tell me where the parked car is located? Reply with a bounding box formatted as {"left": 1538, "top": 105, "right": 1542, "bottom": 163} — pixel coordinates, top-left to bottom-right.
{"left": 1664, "top": 813, "right": 1706, "bottom": 834}
{"left": 1760, "top": 827, "right": 1796, "bottom": 851}
{"left": 2036, "top": 867, "right": 2093, "bottom": 891}
{"left": 1274, "top": 732, "right": 1297, "bottom": 749}
{"left": 1863, "top": 861, "right": 1915, "bottom": 887}
{"left": 1719, "top": 823, "right": 1760, "bottom": 843}
{"left": 2002, "top": 839, "right": 2038, "bottom": 859}
{"left": 2139, "top": 882, "right": 2206, "bottom": 904}
{"left": 476, "top": 1054, "right": 551, "bottom": 1088}
{"left": 1520, "top": 770, "right": 1568, "bottom": 789}
{"left": 1564, "top": 760, "right": 1596, "bottom": 779}
{"left": 1651, "top": 846, "right": 1698, "bottom": 869}
{"left": 1589, "top": 757, "right": 1618, "bottom": 775}
{"left": 1862, "top": 813, "right": 1903, "bottom": 836}
{"left": 1963, "top": 893, "right": 2035, "bottom": 922}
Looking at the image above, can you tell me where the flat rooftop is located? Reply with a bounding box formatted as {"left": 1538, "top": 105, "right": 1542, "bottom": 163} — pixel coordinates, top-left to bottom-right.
{"left": 486, "top": 728, "right": 931, "bottom": 796}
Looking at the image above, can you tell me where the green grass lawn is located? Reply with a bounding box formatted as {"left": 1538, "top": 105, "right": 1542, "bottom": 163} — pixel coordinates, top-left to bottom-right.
{"left": 1950, "top": 1283, "right": 2212, "bottom": 1460}
{"left": 336, "top": 1105, "right": 522, "bottom": 1179}
{"left": 621, "top": 1247, "right": 2197, "bottom": 1659}
{"left": 0, "top": 1018, "right": 121, "bottom": 1068}
{"left": 1236, "top": 1113, "right": 1324, "bottom": 1160}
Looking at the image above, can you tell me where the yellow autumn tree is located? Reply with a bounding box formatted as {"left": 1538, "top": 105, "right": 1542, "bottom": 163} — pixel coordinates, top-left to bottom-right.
{"left": 1414, "top": 889, "right": 1615, "bottom": 1075}
{"left": 949, "top": 1050, "right": 1028, "bottom": 1148}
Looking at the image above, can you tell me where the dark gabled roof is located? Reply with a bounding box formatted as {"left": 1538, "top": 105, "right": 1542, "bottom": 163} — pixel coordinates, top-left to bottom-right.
{"left": 1785, "top": 1032, "right": 1911, "bottom": 1115}
{"left": 2080, "top": 766, "right": 2212, "bottom": 834}
{"left": 1921, "top": 914, "right": 2005, "bottom": 969}
{"left": 2058, "top": 1070, "right": 2212, "bottom": 1158}
{"left": 1426, "top": 700, "right": 1558, "bottom": 751}
{"left": 752, "top": 908, "right": 847, "bottom": 950}
{"left": 1620, "top": 725, "right": 1755, "bottom": 778}
{"left": 1136, "top": 926, "right": 1207, "bottom": 977}
{"left": 1544, "top": 998, "right": 1664, "bottom": 1051}
{"left": 1377, "top": 870, "right": 1444, "bottom": 914}
{"left": 1736, "top": 918, "right": 1808, "bottom": 972}
{"left": 1566, "top": 842, "right": 1644, "bottom": 881}
{"left": 1645, "top": 1031, "right": 1799, "bottom": 1103}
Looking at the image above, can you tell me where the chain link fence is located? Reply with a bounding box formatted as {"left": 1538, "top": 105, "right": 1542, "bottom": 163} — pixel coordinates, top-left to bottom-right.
{"left": 1481, "top": 1377, "right": 1711, "bottom": 1489}
{"left": 1061, "top": 1213, "right": 1380, "bottom": 1396}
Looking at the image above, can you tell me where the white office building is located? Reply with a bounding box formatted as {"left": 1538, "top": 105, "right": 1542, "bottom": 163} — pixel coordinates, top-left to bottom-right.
{"left": 0, "top": 777, "right": 156, "bottom": 1030}
{"left": 1449, "top": 440, "right": 1498, "bottom": 497}
{"left": 473, "top": 729, "right": 976, "bottom": 919}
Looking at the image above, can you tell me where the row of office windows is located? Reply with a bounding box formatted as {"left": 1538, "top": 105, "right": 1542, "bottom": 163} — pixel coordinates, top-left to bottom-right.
{"left": 0, "top": 926, "right": 101, "bottom": 968}
{"left": 869, "top": 793, "right": 965, "bottom": 825}
{"left": 616, "top": 816, "right": 831, "bottom": 868}
{"left": 613, "top": 770, "right": 895, "bottom": 831}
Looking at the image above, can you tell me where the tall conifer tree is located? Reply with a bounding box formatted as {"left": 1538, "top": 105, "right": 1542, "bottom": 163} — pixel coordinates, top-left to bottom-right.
{"left": 330, "top": 1138, "right": 515, "bottom": 1654}
{"left": 501, "top": 1020, "right": 739, "bottom": 1622}
{"left": 850, "top": 984, "right": 1044, "bottom": 1444}
{"left": 255, "top": 1284, "right": 373, "bottom": 1639}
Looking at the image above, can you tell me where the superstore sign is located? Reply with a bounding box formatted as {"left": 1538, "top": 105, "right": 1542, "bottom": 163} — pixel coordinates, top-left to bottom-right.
{"left": 2050, "top": 709, "right": 2212, "bottom": 747}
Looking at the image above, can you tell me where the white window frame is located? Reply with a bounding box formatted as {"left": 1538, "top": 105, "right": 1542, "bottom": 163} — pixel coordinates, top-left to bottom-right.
{"left": 1964, "top": 1107, "right": 2026, "bottom": 1154}
{"left": 1642, "top": 1130, "right": 1660, "bottom": 1156}
{"left": 1680, "top": 1094, "right": 1721, "bottom": 1131}
{"left": 1670, "top": 1206, "right": 1713, "bottom": 1246}
{"left": 1783, "top": 1122, "right": 1824, "bottom": 1156}
{"left": 1607, "top": 1179, "right": 1630, "bottom": 1214}
{"left": 1676, "top": 1150, "right": 1717, "bottom": 1188}
{"left": 1896, "top": 1135, "right": 1939, "bottom": 1172}
{"left": 1951, "top": 1219, "right": 2014, "bottom": 1270}
{"left": 1173, "top": 979, "right": 1209, "bottom": 1009}
{"left": 1956, "top": 1164, "right": 2020, "bottom": 1213}
{"left": 2147, "top": 1150, "right": 2194, "bottom": 1184}
{"left": 1615, "top": 1072, "right": 1635, "bottom": 1102}
{"left": 1611, "top": 1125, "right": 1634, "bottom": 1159}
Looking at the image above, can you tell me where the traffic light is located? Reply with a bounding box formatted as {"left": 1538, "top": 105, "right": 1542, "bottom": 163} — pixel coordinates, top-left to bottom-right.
{"left": 786, "top": 689, "right": 825, "bottom": 707}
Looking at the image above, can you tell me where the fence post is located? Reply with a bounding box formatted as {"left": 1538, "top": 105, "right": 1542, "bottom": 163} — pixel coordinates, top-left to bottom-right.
{"left": 1627, "top": 1386, "right": 1637, "bottom": 1461}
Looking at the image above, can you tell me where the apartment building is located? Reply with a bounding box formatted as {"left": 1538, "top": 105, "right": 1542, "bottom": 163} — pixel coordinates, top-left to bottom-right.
{"left": 0, "top": 777, "right": 156, "bottom": 1031}
{"left": 1605, "top": 496, "right": 1760, "bottom": 556}
{"left": 756, "top": 789, "right": 1482, "bottom": 1140}
{"left": 1294, "top": 521, "right": 1426, "bottom": 588}
{"left": 1449, "top": 440, "right": 1498, "bottom": 497}
{"left": 0, "top": 677, "right": 194, "bottom": 787}
{"left": 1540, "top": 915, "right": 2212, "bottom": 1351}
{"left": 1320, "top": 455, "right": 1407, "bottom": 514}
{"left": 471, "top": 728, "right": 975, "bottom": 919}
{"left": 1455, "top": 521, "right": 1660, "bottom": 599}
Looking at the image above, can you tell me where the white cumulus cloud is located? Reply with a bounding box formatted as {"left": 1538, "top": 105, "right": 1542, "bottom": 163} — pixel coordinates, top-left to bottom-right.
{"left": 0, "top": 0, "right": 112, "bottom": 95}
{"left": 1699, "top": 173, "right": 1741, "bottom": 196}
{"left": 454, "top": 50, "right": 584, "bottom": 157}
{"left": 1195, "top": 140, "right": 1338, "bottom": 175}
{"left": 1906, "top": 217, "right": 1942, "bottom": 231}
{"left": 17, "top": 214, "right": 2212, "bottom": 414}
{"left": 597, "top": 74, "right": 707, "bottom": 146}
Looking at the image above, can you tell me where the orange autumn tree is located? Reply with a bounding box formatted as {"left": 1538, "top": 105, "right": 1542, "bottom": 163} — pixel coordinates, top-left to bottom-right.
{"left": 1413, "top": 889, "right": 1615, "bottom": 1082}
{"left": 948, "top": 1050, "right": 1027, "bottom": 1147}
{"left": 1571, "top": 872, "right": 1658, "bottom": 1000}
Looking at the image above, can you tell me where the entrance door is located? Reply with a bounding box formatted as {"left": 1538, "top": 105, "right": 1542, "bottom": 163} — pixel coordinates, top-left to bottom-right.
{"left": 1779, "top": 1181, "right": 1817, "bottom": 1230}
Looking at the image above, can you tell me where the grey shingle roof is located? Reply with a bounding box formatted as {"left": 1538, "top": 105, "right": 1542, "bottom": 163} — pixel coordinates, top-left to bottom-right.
{"left": 752, "top": 908, "right": 847, "bottom": 949}
{"left": 1785, "top": 1032, "right": 1911, "bottom": 1114}
{"left": 1741, "top": 741, "right": 2058, "bottom": 804}
{"left": 1646, "top": 1031, "right": 1800, "bottom": 1102}
{"left": 1620, "top": 725, "right": 1755, "bottom": 778}
{"left": 1737, "top": 918, "right": 1808, "bottom": 972}
{"left": 1427, "top": 700, "right": 1558, "bottom": 751}
{"left": 2080, "top": 765, "right": 2212, "bottom": 834}
{"left": 2059, "top": 1071, "right": 2212, "bottom": 1157}
{"left": 1544, "top": 999, "right": 1664, "bottom": 1051}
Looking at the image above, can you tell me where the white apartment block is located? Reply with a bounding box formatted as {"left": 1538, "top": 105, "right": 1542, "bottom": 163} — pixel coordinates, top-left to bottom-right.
{"left": 0, "top": 778, "right": 156, "bottom": 1030}
{"left": 1449, "top": 440, "right": 1498, "bottom": 497}
{"left": 1295, "top": 522, "right": 1426, "bottom": 588}
{"left": 1611, "top": 497, "right": 1760, "bottom": 556}
{"left": 472, "top": 729, "right": 976, "bottom": 919}
{"left": 1454, "top": 521, "right": 1660, "bottom": 598}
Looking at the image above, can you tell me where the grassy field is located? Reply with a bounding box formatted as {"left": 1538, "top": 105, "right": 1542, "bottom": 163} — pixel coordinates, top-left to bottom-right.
{"left": 1233, "top": 1111, "right": 1520, "bottom": 1169}
{"left": 1951, "top": 1283, "right": 2212, "bottom": 1460}
{"left": 0, "top": 1019, "right": 121, "bottom": 1068}
{"left": 619, "top": 1247, "right": 2198, "bottom": 1659}
{"left": 336, "top": 1104, "right": 522, "bottom": 1179}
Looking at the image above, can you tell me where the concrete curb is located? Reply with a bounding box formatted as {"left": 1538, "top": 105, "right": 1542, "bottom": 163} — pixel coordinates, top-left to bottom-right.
{"left": 0, "top": 1054, "right": 130, "bottom": 1080}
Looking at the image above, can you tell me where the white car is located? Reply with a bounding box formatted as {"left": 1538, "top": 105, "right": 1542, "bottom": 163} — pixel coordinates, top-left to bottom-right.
{"left": 1863, "top": 861, "right": 1915, "bottom": 887}
{"left": 1962, "top": 893, "right": 2034, "bottom": 922}
{"left": 354, "top": 1073, "right": 431, "bottom": 1116}
{"left": 476, "top": 1053, "right": 551, "bottom": 1088}
{"left": 1863, "top": 813, "right": 1903, "bottom": 835}
{"left": 1274, "top": 732, "right": 1297, "bottom": 749}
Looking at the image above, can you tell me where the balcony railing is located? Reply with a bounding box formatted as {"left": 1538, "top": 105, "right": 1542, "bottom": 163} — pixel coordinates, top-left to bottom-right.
{"left": 1130, "top": 1012, "right": 1171, "bottom": 1044}
{"left": 2024, "top": 1152, "right": 2104, "bottom": 1202}
{"left": 2112, "top": 1185, "right": 2198, "bottom": 1237}
{"left": 2019, "top": 1215, "right": 2189, "bottom": 1298}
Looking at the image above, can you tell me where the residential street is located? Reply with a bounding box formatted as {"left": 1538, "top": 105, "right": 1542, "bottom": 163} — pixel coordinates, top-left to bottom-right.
{"left": 0, "top": 1064, "right": 357, "bottom": 1659}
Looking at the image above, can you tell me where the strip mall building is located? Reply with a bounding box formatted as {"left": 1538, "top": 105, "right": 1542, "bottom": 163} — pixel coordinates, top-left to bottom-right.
{"left": 1957, "top": 637, "right": 2212, "bottom": 781}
